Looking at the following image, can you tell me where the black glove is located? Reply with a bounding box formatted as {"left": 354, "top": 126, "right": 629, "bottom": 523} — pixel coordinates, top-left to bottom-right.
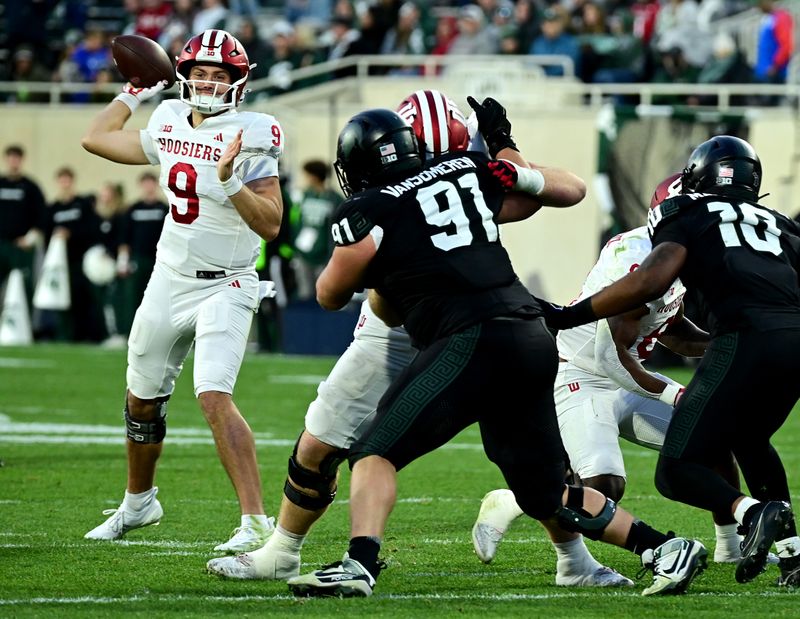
{"left": 534, "top": 296, "right": 597, "bottom": 332}
{"left": 467, "top": 95, "right": 518, "bottom": 158}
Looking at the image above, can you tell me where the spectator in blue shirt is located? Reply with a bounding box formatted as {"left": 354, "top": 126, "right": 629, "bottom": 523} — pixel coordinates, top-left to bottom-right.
{"left": 529, "top": 8, "right": 580, "bottom": 77}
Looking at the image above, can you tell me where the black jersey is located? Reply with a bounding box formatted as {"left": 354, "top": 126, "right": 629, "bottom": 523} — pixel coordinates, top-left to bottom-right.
{"left": 331, "top": 151, "right": 540, "bottom": 347}
{"left": 118, "top": 200, "right": 168, "bottom": 257}
{"left": 647, "top": 192, "right": 800, "bottom": 334}
{"left": 0, "top": 175, "right": 46, "bottom": 241}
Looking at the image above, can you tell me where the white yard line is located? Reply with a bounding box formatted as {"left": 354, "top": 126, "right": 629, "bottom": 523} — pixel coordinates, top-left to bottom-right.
{"left": 0, "top": 591, "right": 788, "bottom": 605}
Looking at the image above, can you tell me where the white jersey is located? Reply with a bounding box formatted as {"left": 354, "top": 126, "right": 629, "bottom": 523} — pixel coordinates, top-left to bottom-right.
{"left": 140, "top": 99, "right": 283, "bottom": 276}
{"left": 557, "top": 226, "right": 686, "bottom": 374}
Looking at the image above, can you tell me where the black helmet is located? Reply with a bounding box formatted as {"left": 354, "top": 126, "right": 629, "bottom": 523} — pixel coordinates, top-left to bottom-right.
{"left": 681, "top": 135, "right": 761, "bottom": 198}
{"left": 334, "top": 109, "right": 422, "bottom": 196}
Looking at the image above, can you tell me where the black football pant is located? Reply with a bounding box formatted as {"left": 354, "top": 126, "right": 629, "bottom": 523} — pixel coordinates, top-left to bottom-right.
{"left": 655, "top": 328, "right": 800, "bottom": 519}
{"left": 348, "top": 317, "right": 568, "bottom": 520}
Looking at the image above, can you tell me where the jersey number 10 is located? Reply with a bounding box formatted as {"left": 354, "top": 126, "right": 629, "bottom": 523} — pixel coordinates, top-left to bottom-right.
{"left": 707, "top": 201, "right": 782, "bottom": 255}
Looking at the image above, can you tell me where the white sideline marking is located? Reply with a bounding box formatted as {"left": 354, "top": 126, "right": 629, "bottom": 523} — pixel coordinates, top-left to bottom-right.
{"left": 0, "top": 591, "right": 789, "bottom": 605}
{"left": 0, "top": 417, "right": 485, "bottom": 450}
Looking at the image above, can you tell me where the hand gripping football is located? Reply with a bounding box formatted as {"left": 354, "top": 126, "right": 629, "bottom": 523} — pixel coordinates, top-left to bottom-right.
{"left": 111, "top": 35, "right": 175, "bottom": 89}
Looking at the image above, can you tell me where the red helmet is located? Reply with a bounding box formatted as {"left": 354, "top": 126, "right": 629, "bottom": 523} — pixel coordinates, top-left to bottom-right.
{"left": 176, "top": 29, "right": 253, "bottom": 113}
{"left": 396, "top": 90, "right": 469, "bottom": 159}
{"left": 649, "top": 173, "right": 683, "bottom": 209}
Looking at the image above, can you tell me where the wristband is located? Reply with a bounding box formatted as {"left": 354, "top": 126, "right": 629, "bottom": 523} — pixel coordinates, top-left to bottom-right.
{"left": 515, "top": 166, "right": 545, "bottom": 195}
{"left": 221, "top": 174, "right": 243, "bottom": 196}
{"left": 486, "top": 131, "right": 518, "bottom": 159}
{"left": 658, "top": 383, "right": 685, "bottom": 406}
{"left": 565, "top": 297, "right": 597, "bottom": 326}
{"left": 114, "top": 92, "right": 140, "bottom": 113}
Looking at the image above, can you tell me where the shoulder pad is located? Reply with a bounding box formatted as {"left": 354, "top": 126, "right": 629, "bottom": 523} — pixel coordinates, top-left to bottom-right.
{"left": 647, "top": 194, "right": 693, "bottom": 238}
{"left": 240, "top": 113, "right": 283, "bottom": 160}
{"left": 330, "top": 194, "right": 376, "bottom": 246}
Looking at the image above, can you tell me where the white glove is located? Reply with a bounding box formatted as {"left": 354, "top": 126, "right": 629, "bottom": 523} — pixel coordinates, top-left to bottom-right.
{"left": 114, "top": 80, "right": 168, "bottom": 113}
{"left": 258, "top": 280, "right": 277, "bottom": 301}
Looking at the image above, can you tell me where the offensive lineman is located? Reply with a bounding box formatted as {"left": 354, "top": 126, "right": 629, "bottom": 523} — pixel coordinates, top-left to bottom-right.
{"left": 285, "top": 101, "right": 707, "bottom": 598}
{"left": 82, "top": 29, "right": 283, "bottom": 554}
{"left": 473, "top": 174, "right": 749, "bottom": 567}
{"left": 208, "top": 91, "right": 630, "bottom": 588}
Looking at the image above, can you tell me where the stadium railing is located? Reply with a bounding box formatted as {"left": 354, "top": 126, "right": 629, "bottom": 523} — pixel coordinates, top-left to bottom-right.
{"left": 1, "top": 53, "right": 798, "bottom": 110}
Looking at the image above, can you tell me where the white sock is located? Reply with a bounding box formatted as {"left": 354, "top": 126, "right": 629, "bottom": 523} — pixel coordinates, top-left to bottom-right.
{"left": 714, "top": 523, "right": 742, "bottom": 554}
{"left": 733, "top": 497, "right": 760, "bottom": 526}
{"left": 250, "top": 525, "right": 304, "bottom": 565}
{"left": 554, "top": 536, "right": 601, "bottom": 575}
{"left": 776, "top": 536, "right": 800, "bottom": 558}
{"left": 123, "top": 488, "right": 156, "bottom": 511}
{"left": 241, "top": 514, "right": 271, "bottom": 530}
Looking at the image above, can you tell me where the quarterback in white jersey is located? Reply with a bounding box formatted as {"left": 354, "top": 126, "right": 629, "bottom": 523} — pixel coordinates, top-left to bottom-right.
{"left": 82, "top": 30, "right": 284, "bottom": 555}
{"left": 473, "top": 175, "right": 750, "bottom": 566}
{"left": 208, "top": 91, "right": 631, "bottom": 588}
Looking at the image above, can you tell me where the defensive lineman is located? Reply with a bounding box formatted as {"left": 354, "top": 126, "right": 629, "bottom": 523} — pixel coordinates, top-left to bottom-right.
{"left": 286, "top": 101, "right": 707, "bottom": 598}
{"left": 82, "top": 29, "right": 283, "bottom": 553}
{"left": 208, "top": 91, "right": 629, "bottom": 587}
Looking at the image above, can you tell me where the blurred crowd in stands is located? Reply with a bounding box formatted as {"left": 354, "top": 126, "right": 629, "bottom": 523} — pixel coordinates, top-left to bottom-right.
{"left": 0, "top": 142, "right": 343, "bottom": 351}
{"left": 0, "top": 1, "right": 795, "bottom": 105}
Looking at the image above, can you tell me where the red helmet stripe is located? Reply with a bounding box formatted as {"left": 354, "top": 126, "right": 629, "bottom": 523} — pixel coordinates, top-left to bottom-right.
{"left": 430, "top": 91, "right": 449, "bottom": 154}
{"left": 413, "top": 90, "right": 436, "bottom": 155}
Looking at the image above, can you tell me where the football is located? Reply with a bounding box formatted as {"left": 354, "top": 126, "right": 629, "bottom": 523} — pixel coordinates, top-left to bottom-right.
{"left": 111, "top": 34, "right": 175, "bottom": 89}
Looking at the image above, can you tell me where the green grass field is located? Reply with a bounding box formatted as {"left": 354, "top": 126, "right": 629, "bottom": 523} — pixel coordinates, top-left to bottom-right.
{"left": 1, "top": 344, "right": 798, "bottom": 617}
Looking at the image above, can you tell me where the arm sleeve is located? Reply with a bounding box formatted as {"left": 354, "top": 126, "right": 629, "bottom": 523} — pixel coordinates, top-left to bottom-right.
{"left": 594, "top": 318, "right": 660, "bottom": 399}
{"left": 330, "top": 198, "right": 376, "bottom": 247}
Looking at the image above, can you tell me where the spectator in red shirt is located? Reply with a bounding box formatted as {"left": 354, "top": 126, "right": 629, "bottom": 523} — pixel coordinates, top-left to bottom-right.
{"left": 134, "top": 0, "right": 172, "bottom": 40}
{"left": 756, "top": 0, "right": 794, "bottom": 83}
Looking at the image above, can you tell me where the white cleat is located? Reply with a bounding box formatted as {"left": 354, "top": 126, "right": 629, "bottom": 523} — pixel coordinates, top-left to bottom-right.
{"left": 641, "top": 538, "right": 707, "bottom": 596}
{"left": 85, "top": 488, "right": 163, "bottom": 540}
{"left": 213, "top": 517, "right": 275, "bottom": 554}
{"left": 472, "top": 489, "right": 523, "bottom": 563}
{"left": 556, "top": 565, "right": 635, "bottom": 587}
{"left": 207, "top": 546, "right": 301, "bottom": 580}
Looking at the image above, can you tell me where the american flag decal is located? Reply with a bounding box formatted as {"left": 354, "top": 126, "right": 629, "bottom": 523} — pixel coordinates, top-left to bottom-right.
{"left": 379, "top": 143, "right": 396, "bottom": 156}
{"left": 718, "top": 167, "right": 734, "bottom": 178}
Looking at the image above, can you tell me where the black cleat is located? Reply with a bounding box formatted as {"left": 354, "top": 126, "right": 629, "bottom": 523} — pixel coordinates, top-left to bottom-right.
{"left": 735, "top": 501, "right": 793, "bottom": 584}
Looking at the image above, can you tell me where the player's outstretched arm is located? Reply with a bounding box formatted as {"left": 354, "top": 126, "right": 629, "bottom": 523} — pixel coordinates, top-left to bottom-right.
{"left": 527, "top": 164, "right": 586, "bottom": 208}
{"left": 81, "top": 82, "right": 165, "bottom": 164}
{"left": 317, "top": 237, "right": 376, "bottom": 310}
{"left": 543, "top": 243, "right": 688, "bottom": 331}
{"left": 217, "top": 129, "right": 283, "bottom": 241}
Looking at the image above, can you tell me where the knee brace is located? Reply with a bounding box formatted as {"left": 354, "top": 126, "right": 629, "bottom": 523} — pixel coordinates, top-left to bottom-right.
{"left": 555, "top": 486, "right": 617, "bottom": 541}
{"left": 124, "top": 397, "right": 167, "bottom": 444}
{"left": 284, "top": 435, "right": 347, "bottom": 511}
